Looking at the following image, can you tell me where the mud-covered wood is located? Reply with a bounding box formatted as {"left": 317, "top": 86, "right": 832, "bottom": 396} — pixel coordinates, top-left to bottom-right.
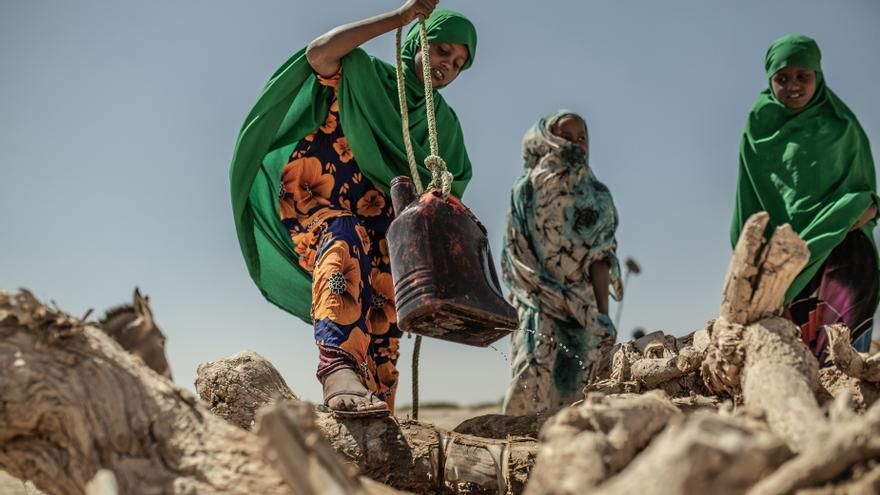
{"left": 195, "top": 350, "right": 538, "bottom": 495}
{"left": 748, "top": 400, "right": 880, "bottom": 495}
{"left": 195, "top": 350, "right": 299, "bottom": 430}
{"left": 594, "top": 412, "right": 792, "bottom": 495}
{"left": 702, "top": 213, "right": 819, "bottom": 453}
{"left": 256, "top": 400, "right": 386, "bottom": 495}
{"left": 827, "top": 324, "right": 880, "bottom": 382}
{"left": 526, "top": 391, "right": 681, "bottom": 494}
{"left": 0, "top": 290, "right": 289, "bottom": 495}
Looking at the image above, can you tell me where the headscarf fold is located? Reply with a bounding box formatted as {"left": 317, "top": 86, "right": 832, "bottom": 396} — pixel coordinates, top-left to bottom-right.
{"left": 502, "top": 110, "right": 623, "bottom": 330}
{"left": 731, "top": 34, "right": 878, "bottom": 303}
{"left": 230, "top": 10, "right": 477, "bottom": 320}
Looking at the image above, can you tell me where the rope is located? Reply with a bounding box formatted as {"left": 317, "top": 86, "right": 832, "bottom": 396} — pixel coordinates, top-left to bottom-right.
{"left": 411, "top": 332, "right": 422, "bottom": 420}
{"left": 394, "top": 17, "right": 452, "bottom": 421}
{"left": 394, "top": 19, "right": 454, "bottom": 198}
{"left": 394, "top": 26, "right": 423, "bottom": 194}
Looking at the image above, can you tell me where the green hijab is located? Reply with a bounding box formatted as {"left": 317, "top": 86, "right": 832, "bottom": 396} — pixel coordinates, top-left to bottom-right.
{"left": 230, "top": 10, "right": 477, "bottom": 321}
{"left": 731, "top": 34, "right": 878, "bottom": 303}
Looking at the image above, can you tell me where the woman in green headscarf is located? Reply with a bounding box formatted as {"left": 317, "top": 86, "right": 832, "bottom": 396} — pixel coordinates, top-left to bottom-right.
{"left": 229, "top": 1, "right": 477, "bottom": 416}
{"left": 731, "top": 34, "right": 879, "bottom": 361}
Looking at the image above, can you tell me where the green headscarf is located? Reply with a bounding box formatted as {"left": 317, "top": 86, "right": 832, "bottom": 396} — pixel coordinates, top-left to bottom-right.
{"left": 230, "top": 10, "right": 477, "bottom": 321}
{"left": 731, "top": 34, "right": 878, "bottom": 303}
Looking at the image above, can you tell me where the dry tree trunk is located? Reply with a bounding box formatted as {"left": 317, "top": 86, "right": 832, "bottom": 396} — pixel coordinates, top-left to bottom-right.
{"left": 0, "top": 290, "right": 395, "bottom": 495}
{"left": 588, "top": 328, "right": 711, "bottom": 398}
{"left": 195, "top": 352, "right": 539, "bottom": 495}
{"left": 747, "top": 400, "right": 880, "bottom": 495}
{"left": 593, "top": 411, "right": 792, "bottom": 495}
{"left": 693, "top": 212, "right": 880, "bottom": 493}
{"left": 701, "top": 212, "right": 823, "bottom": 453}
{"left": 195, "top": 351, "right": 299, "bottom": 429}
{"left": 818, "top": 367, "right": 880, "bottom": 412}
{"left": 256, "top": 400, "right": 407, "bottom": 495}
{"left": 524, "top": 391, "right": 681, "bottom": 495}
{"left": 827, "top": 324, "right": 880, "bottom": 382}
{"left": 0, "top": 290, "right": 290, "bottom": 495}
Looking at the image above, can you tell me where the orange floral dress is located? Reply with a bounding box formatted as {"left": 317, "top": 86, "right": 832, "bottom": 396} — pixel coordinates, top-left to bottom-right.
{"left": 278, "top": 71, "right": 402, "bottom": 408}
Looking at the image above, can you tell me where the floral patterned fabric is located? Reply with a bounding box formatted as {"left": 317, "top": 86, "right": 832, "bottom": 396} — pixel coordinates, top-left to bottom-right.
{"left": 501, "top": 111, "right": 623, "bottom": 415}
{"left": 278, "top": 71, "right": 402, "bottom": 408}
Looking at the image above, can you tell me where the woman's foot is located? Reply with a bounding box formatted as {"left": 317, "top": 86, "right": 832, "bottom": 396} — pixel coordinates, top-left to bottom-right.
{"left": 322, "top": 368, "right": 389, "bottom": 414}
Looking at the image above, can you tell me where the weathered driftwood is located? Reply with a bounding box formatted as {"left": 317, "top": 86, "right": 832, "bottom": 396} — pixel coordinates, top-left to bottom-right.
{"left": 747, "top": 400, "right": 880, "bottom": 495}
{"left": 84, "top": 471, "right": 119, "bottom": 495}
{"left": 0, "top": 290, "right": 290, "bottom": 495}
{"left": 827, "top": 324, "right": 880, "bottom": 382}
{"left": 589, "top": 328, "right": 709, "bottom": 398}
{"left": 819, "top": 367, "right": 880, "bottom": 412}
{"left": 256, "top": 400, "right": 407, "bottom": 495}
{"left": 525, "top": 391, "right": 681, "bottom": 495}
{"left": 195, "top": 350, "right": 299, "bottom": 430}
{"left": 798, "top": 464, "right": 880, "bottom": 495}
{"left": 195, "top": 351, "right": 539, "bottom": 495}
{"left": 593, "top": 412, "right": 792, "bottom": 495}
{"left": 702, "top": 213, "right": 822, "bottom": 453}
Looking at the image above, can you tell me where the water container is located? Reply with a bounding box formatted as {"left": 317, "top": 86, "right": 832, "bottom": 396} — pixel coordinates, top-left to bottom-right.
{"left": 386, "top": 176, "right": 517, "bottom": 347}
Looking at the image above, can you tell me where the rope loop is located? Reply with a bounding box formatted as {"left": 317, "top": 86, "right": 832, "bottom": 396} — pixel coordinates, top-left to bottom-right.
{"left": 395, "top": 17, "right": 452, "bottom": 197}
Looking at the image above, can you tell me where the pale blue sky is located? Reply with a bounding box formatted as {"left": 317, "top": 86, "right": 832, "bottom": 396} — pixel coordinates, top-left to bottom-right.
{"left": 2, "top": 0, "right": 879, "bottom": 406}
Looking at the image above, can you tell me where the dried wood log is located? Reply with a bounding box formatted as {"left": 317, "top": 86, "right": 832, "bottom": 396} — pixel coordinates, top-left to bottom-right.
{"left": 718, "top": 212, "right": 770, "bottom": 325}
{"left": 256, "top": 400, "right": 405, "bottom": 495}
{"left": 195, "top": 352, "right": 539, "bottom": 495}
{"left": 590, "top": 330, "right": 707, "bottom": 397}
{"left": 819, "top": 367, "right": 880, "bottom": 412}
{"left": 195, "top": 350, "right": 299, "bottom": 430}
{"left": 0, "top": 290, "right": 291, "bottom": 495}
{"left": 630, "top": 357, "right": 686, "bottom": 388}
{"left": 740, "top": 316, "right": 823, "bottom": 453}
{"left": 747, "top": 400, "right": 880, "bottom": 495}
{"left": 593, "top": 412, "right": 792, "bottom": 495}
{"left": 797, "top": 463, "right": 880, "bottom": 495}
{"left": 525, "top": 391, "right": 680, "bottom": 495}
{"left": 84, "top": 471, "right": 119, "bottom": 495}
{"left": 703, "top": 213, "right": 821, "bottom": 453}
{"left": 827, "top": 324, "right": 880, "bottom": 382}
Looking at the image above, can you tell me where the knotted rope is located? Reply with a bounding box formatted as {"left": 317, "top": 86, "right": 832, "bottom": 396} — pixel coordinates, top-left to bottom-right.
{"left": 394, "top": 17, "right": 453, "bottom": 420}
{"left": 395, "top": 18, "right": 454, "bottom": 198}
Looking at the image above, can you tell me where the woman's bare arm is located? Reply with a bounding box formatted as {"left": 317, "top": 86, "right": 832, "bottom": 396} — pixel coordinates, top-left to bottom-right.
{"left": 306, "top": 0, "right": 438, "bottom": 77}
{"left": 589, "top": 259, "right": 611, "bottom": 315}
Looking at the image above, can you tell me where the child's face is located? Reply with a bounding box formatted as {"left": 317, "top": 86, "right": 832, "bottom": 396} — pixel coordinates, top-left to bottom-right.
{"left": 414, "top": 42, "right": 470, "bottom": 88}
{"left": 552, "top": 116, "right": 588, "bottom": 153}
{"left": 771, "top": 66, "right": 817, "bottom": 109}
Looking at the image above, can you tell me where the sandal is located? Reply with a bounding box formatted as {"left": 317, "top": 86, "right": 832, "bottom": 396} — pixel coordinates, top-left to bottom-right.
{"left": 322, "top": 390, "right": 391, "bottom": 419}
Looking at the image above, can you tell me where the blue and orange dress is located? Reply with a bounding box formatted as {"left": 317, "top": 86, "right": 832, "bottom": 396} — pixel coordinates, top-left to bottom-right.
{"left": 279, "top": 72, "right": 402, "bottom": 407}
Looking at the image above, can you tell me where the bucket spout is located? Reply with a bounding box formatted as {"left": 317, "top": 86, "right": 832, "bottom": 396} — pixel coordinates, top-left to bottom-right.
{"left": 390, "top": 176, "right": 417, "bottom": 214}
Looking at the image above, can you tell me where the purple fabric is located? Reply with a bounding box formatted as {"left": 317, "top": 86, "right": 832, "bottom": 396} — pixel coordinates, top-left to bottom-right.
{"left": 316, "top": 345, "right": 358, "bottom": 383}
{"left": 787, "top": 230, "right": 880, "bottom": 361}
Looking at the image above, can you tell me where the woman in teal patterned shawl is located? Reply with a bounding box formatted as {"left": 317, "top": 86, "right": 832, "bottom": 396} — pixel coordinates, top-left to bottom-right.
{"left": 501, "top": 110, "right": 623, "bottom": 415}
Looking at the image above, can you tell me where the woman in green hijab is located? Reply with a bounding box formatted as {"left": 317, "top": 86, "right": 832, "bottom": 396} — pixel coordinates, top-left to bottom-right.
{"left": 731, "top": 34, "right": 879, "bottom": 361}
{"left": 229, "top": 1, "right": 477, "bottom": 416}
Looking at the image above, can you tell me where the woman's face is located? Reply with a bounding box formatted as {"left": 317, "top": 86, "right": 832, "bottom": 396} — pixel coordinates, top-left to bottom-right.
{"left": 552, "top": 115, "right": 589, "bottom": 153}
{"left": 414, "top": 42, "right": 469, "bottom": 88}
{"left": 771, "top": 66, "right": 817, "bottom": 109}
